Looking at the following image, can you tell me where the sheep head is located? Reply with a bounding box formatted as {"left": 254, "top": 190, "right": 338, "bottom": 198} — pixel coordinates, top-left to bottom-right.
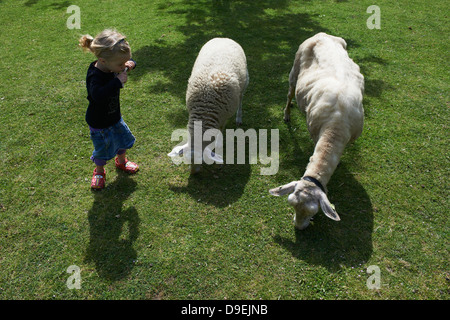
{"left": 269, "top": 178, "right": 340, "bottom": 230}
{"left": 168, "top": 142, "right": 223, "bottom": 174}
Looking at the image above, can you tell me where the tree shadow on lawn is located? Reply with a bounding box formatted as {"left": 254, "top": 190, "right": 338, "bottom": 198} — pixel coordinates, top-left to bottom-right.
{"left": 85, "top": 172, "right": 140, "bottom": 281}
{"left": 24, "top": 0, "right": 71, "bottom": 9}
{"left": 132, "top": 0, "right": 389, "bottom": 125}
{"left": 272, "top": 124, "right": 373, "bottom": 271}
{"left": 132, "top": 0, "right": 329, "bottom": 129}
{"left": 132, "top": 0, "right": 389, "bottom": 157}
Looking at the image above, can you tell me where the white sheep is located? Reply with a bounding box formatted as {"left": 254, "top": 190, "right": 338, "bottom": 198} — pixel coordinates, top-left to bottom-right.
{"left": 168, "top": 37, "right": 249, "bottom": 174}
{"left": 269, "top": 32, "right": 364, "bottom": 230}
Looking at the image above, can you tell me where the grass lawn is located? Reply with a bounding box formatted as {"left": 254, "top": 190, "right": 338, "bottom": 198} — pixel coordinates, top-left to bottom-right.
{"left": 0, "top": 0, "right": 448, "bottom": 300}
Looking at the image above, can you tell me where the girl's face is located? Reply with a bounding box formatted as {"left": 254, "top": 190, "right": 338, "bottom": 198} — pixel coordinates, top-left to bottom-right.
{"left": 100, "top": 53, "right": 131, "bottom": 73}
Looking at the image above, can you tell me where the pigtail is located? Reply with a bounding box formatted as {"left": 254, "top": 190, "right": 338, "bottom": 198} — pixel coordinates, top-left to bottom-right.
{"left": 79, "top": 34, "right": 94, "bottom": 52}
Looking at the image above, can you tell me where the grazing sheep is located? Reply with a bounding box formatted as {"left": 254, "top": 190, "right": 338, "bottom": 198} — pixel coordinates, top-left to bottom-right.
{"left": 168, "top": 38, "right": 249, "bottom": 174}
{"left": 270, "top": 32, "right": 364, "bottom": 230}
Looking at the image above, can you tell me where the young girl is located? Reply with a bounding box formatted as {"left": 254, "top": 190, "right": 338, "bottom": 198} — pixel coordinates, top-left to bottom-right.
{"left": 79, "top": 29, "right": 139, "bottom": 189}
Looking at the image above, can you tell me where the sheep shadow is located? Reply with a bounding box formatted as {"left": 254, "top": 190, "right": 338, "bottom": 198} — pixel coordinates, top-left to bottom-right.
{"left": 272, "top": 124, "right": 373, "bottom": 271}
{"left": 85, "top": 172, "right": 140, "bottom": 281}
{"left": 169, "top": 161, "right": 251, "bottom": 208}
{"left": 273, "top": 168, "right": 373, "bottom": 271}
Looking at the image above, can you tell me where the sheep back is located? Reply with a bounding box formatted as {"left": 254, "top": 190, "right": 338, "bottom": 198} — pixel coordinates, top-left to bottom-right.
{"left": 186, "top": 38, "right": 248, "bottom": 131}
{"left": 292, "top": 33, "right": 364, "bottom": 143}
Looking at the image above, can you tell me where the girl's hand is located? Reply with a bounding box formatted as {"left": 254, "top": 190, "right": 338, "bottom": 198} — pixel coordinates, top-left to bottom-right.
{"left": 117, "top": 71, "right": 128, "bottom": 85}
{"left": 125, "top": 60, "right": 136, "bottom": 70}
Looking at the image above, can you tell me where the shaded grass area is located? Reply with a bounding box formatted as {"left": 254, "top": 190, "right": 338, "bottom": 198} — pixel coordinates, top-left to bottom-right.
{"left": 0, "top": 0, "right": 448, "bottom": 299}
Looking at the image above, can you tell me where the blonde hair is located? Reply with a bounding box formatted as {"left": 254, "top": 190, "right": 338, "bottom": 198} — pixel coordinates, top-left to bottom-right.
{"left": 79, "top": 29, "right": 131, "bottom": 60}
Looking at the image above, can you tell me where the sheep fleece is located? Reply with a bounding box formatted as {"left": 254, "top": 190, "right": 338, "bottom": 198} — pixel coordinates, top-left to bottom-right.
{"left": 292, "top": 32, "right": 364, "bottom": 143}
{"left": 186, "top": 38, "right": 248, "bottom": 131}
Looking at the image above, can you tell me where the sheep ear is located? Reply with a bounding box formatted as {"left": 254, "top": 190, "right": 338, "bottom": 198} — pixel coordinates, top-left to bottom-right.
{"left": 168, "top": 143, "right": 188, "bottom": 158}
{"left": 269, "top": 181, "right": 297, "bottom": 197}
{"left": 319, "top": 191, "right": 340, "bottom": 221}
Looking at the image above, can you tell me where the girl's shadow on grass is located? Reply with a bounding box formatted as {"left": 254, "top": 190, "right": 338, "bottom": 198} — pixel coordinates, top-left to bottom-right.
{"left": 85, "top": 172, "right": 140, "bottom": 281}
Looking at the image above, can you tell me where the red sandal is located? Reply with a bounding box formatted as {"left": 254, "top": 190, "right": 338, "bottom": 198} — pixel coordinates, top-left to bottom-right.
{"left": 115, "top": 157, "right": 139, "bottom": 174}
{"left": 91, "top": 168, "right": 106, "bottom": 189}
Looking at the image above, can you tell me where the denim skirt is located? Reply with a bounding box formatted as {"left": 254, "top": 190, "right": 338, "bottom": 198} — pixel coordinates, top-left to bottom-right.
{"left": 90, "top": 118, "right": 136, "bottom": 161}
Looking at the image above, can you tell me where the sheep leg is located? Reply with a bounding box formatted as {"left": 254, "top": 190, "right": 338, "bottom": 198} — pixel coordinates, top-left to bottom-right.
{"left": 284, "top": 86, "right": 295, "bottom": 122}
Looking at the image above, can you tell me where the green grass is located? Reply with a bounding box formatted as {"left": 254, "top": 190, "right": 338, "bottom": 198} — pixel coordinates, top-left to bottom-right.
{"left": 0, "top": 0, "right": 448, "bottom": 299}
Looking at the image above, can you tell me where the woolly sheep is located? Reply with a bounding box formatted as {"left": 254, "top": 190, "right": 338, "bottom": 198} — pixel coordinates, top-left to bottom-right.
{"left": 269, "top": 33, "right": 364, "bottom": 230}
{"left": 168, "top": 38, "right": 249, "bottom": 174}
